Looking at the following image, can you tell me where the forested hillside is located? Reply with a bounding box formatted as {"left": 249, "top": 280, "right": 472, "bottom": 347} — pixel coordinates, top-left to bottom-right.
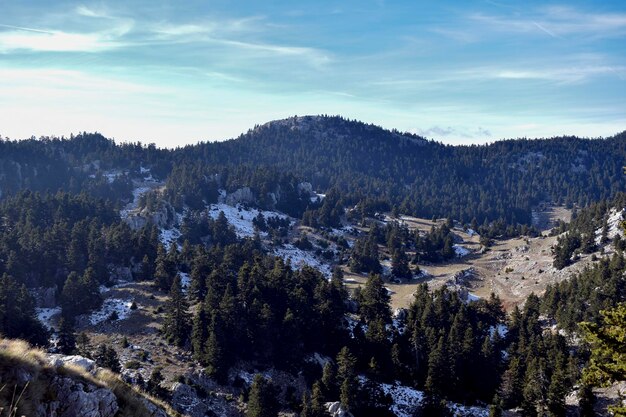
{"left": 0, "top": 117, "right": 625, "bottom": 416}
{"left": 2, "top": 116, "right": 625, "bottom": 227}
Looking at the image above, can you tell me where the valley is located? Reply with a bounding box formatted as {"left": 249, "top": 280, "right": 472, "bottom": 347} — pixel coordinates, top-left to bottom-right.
{"left": 0, "top": 121, "right": 625, "bottom": 417}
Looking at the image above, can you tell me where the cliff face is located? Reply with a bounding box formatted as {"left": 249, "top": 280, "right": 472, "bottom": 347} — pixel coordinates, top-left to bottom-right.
{"left": 0, "top": 339, "right": 174, "bottom": 417}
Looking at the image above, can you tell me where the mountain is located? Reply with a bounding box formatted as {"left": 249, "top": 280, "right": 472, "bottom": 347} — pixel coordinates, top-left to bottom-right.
{"left": 2, "top": 116, "right": 625, "bottom": 227}
{"left": 0, "top": 116, "right": 625, "bottom": 416}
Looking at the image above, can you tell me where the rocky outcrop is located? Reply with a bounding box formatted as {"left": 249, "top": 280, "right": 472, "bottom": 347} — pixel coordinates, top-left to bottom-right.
{"left": 38, "top": 376, "right": 119, "bottom": 417}
{"left": 109, "top": 266, "right": 133, "bottom": 282}
{"left": 326, "top": 401, "right": 354, "bottom": 417}
{"left": 171, "top": 381, "right": 243, "bottom": 417}
{"left": 0, "top": 339, "right": 172, "bottom": 417}
{"left": 32, "top": 286, "right": 57, "bottom": 308}
{"left": 125, "top": 200, "right": 175, "bottom": 230}
{"left": 225, "top": 187, "right": 255, "bottom": 206}
{"left": 49, "top": 354, "right": 97, "bottom": 374}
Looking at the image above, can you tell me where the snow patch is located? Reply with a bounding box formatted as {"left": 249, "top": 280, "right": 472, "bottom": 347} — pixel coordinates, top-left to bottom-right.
{"left": 379, "top": 381, "right": 424, "bottom": 417}
{"left": 36, "top": 307, "right": 61, "bottom": 331}
{"left": 273, "top": 244, "right": 332, "bottom": 277}
{"left": 490, "top": 323, "right": 508, "bottom": 338}
{"left": 160, "top": 227, "right": 182, "bottom": 250}
{"left": 179, "top": 272, "right": 191, "bottom": 292}
{"left": 595, "top": 207, "right": 625, "bottom": 245}
{"left": 207, "top": 203, "right": 290, "bottom": 238}
{"left": 89, "top": 299, "right": 134, "bottom": 325}
{"left": 466, "top": 292, "right": 481, "bottom": 302}
{"left": 453, "top": 244, "right": 471, "bottom": 257}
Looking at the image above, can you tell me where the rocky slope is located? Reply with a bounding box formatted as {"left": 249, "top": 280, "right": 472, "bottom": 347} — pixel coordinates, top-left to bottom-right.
{"left": 0, "top": 338, "right": 175, "bottom": 417}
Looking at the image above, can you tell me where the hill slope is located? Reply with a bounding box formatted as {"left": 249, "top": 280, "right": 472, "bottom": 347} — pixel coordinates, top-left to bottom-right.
{"left": 1, "top": 115, "right": 625, "bottom": 226}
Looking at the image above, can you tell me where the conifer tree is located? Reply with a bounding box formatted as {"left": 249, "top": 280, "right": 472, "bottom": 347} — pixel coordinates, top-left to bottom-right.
{"left": 247, "top": 374, "right": 279, "bottom": 417}
{"left": 191, "top": 300, "right": 209, "bottom": 362}
{"left": 57, "top": 317, "right": 76, "bottom": 354}
{"left": 336, "top": 346, "right": 358, "bottom": 411}
{"left": 581, "top": 303, "right": 626, "bottom": 416}
{"left": 205, "top": 314, "right": 228, "bottom": 382}
{"left": 391, "top": 249, "right": 412, "bottom": 279}
{"left": 162, "top": 276, "right": 192, "bottom": 347}
{"left": 359, "top": 274, "right": 391, "bottom": 324}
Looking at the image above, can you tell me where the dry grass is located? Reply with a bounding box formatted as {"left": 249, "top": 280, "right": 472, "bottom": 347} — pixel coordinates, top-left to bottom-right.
{"left": 345, "top": 208, "right": 586, "bottom": 311}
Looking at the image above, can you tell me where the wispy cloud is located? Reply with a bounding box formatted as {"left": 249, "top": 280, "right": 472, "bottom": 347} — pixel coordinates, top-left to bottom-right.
{"left": 414, "top": 125, "right": 493, "bottom": 140}
{"left": 75, "top": 5, "right": 111, "bottom": 19}
{"left": 0, "top": 27, "right": 127, "bottom": 53}
{"left": 469, "top": 6, "right": 626, "bottom": 39}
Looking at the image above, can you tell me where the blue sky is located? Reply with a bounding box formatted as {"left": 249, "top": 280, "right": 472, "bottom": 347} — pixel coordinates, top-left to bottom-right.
{"left": 0, "top": 0, "right": 624, "bottom": 147}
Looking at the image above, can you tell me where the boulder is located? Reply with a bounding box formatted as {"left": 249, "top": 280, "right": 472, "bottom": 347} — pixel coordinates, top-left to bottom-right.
{"left": 43, "top": 376, "right": 119, "bottom": 417}
{"left": 49, "top": 354, "right": 97, "bottom": 374}
{"left": 325, "top": 401, "right": 354, "bottom": 417}
{"left": 225, "top": 187, "right": 255, "bottom": 206}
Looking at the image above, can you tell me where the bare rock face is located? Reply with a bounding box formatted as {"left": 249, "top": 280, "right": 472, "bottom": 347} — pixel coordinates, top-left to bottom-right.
{"left": 33, "top": 286, "right": 57, "bottom": 308}
{"left": 326, "top": 401, "right": 354, "bottom": 417}
{"left": 225, "top": 187, "right": 255, "bottom": 206}
{"left": 49, "top": 354, "right": 97, "bottom": 374}
{"left": 39, "top": 376, "right": 119, "bottom": 417}
{"left": 171, "top": 381, "right": 243, "bottom": 417}
{"left": 109, "top": 266, "right": 133, "bottom": 282}
{"left": 126, "top": 213, "right": 148, "bottom": 230}
{"left": 139, "top": 397, "right": 170, "bottom": 417}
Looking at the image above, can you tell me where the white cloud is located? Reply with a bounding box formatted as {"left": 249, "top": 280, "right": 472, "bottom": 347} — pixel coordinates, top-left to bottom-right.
{"left": 469, "top": 6, "right": 626, "bottom": 39}
{"left": 75, "top": 5, "right": 110, "bottom": 19}
{"left": 0, "top": 30, "right": 119, "bottom": 52}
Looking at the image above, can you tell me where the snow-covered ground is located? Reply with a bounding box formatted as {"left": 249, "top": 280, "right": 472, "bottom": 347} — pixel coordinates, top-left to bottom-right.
{"left": 466, "top": 292, "right": 481, "bottom": 302}
{"left": 310, "top": 192, "right": 326, "bottom": 203}
{"left": 179, "top": 272, "right": 191, "bottom": 292}
{"left": 379, "top": 381, "right": 424, "bottom": 417}
{"left": 595, "top": 207, "right": 625, "bottom": 245}
{"left": 453, "top": 244, "right": 471, "bottom": 257}
{"left": 466, "top": 228, "right": 478, "bottom": 237}
{"left": 273, "top": 244, "right": 332, "bottom": 277}
{"left": 89, "top": 299, "right": 134, "bottom": 325}
{"left": 413, "top": 269, "right": 431, "bottom": 280}
{"left": 207, "top": 203, "right": 290, "bottom": 238}
{"left": 36, "top": 307, "right": 61, "bottom": 331}
{"left": 361, "top": 377, "right": 488, "bottom": 417}
{"left": 120, "top": 184, "right": 159, "bottom": 219}
{"left": 490, "top": 323, "right": 508, "bottom": 339}
{"left": 160, "top": 227, "right": 182, "bottom": 250}
{"left": 99, "top": 280, "right": 133, "bottom": 294}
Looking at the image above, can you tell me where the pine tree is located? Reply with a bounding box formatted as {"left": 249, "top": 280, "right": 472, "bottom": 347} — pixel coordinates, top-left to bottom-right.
{"left": 391, "top": 249, "right": 412, "bottom": 279}
{"left": 147, "top": 366, "right": 164, "bottom": 397}
{"left": 205, "top": 314, "right": 228, "bottom": 382}
{"left": 76, "top": 332, "right": 91, "bottom": 357}
{"left": 578, "top": 383, "right": 595, "bottom": 417}
{"left": 247, "top": 374, "right": 279, "bottom": 417}
{"left": 310, "top": 381, "right": 326, "bottom": 417}
{"left": 546, "top": 367, "right": 567, "bottom": 417}
{"left": 191, "top": 300, "right": 209, "bottom": 362}
{"left": 154, "top": 244, "right": 174, "bottom": 291}
{"left": 489, "top": 395, "right": 503, "bottom": 417}
{"left": 580, "top": 303, "right": 626, "bottom": 417}
{"left": 336, "top": 346, "right": 358, "bottom": 411}
{"left": 94, "top": 344, "right": 121, "bottom": 372}
{"left": 57, "top": 317, "right": 76, "bottom": 355}
{"left": 359, "top": 274, "right": 391, "bottom": 324}
{"left": 425, "top": 335, "right": 449, "bottom": 399}
{"left": 139, "top": 254, "right": 154, "bottom": 281}
{"left": 321, "top": 362, "right": 336, "bottom": 397}
{"left": 162, "top": 276, "right": 192, "bottom": 347}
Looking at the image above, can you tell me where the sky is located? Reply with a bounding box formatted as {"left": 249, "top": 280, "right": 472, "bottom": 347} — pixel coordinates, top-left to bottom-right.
{"left": 0, "top": 0, "right": 625, "bottom": 147}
